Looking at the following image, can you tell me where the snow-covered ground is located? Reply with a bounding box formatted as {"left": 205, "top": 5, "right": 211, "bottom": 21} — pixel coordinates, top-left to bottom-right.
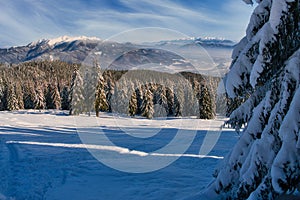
{"left": 0, "top": 110, "right": 237, "bottom": 200}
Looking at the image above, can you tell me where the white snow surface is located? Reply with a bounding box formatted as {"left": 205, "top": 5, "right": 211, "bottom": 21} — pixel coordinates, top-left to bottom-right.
{"left": 0, "top": 110, "right": 236, "bottom": 200}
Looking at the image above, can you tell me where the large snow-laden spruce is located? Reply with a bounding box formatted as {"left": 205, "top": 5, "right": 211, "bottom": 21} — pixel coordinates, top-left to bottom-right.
{"left": 204, "top": 0, "right": 300, "bottom": 199}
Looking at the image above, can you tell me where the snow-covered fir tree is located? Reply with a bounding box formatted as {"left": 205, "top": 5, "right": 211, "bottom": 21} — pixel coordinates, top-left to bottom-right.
{"left": 15, "top": 82, "right": 24, "bottom": 110}
{"left": 173, "top": 93, "right": 181, "bottom": 117}
{"left": 110, "top": 84, "right": 119, "bottom": 113}
{"left": 111, "top": 78, "right": 130, "bottom": 114}
{"left": 204, "top": 0, "right": 300, "bottom": 199}
{"left": 69, "top": 68, "right": 84, "bottom": 115}
{"left": 95, "top": 74, "right": 109, "bottom": 117}
{"left": 157, "top": 85, "right": 169, "bottom": 116}
{"left": 128, "top": 91, "right": 138, "bottom": 116}
{"left": 45, "top": 81, "right": 61, "bottom": 109}
{"left": 182, "top": 81, "right": 198, "bottom": 117}
{"left": 51, "top": 82, "right": 61, "bottom": 110}
{"left": 34, "top": 84, "right": 46, "bottom": 110}
{"left": 205, "top": 76, "right": 218, "bottom": 116}
{"left": 105, "top": 71, "right": 115, "bottom": 112}
{"left": 160, "top": 87, "right": 169, "bottom": 114}
{"left": 0, "top": 77, "right": 5, "bottom": 110}
{"left": 45, "top": 66, "right": 60, "bottom": 109}
{"left": 7, "top": 82, "right": 19, "bottom": 111}
{"left": 142, "top": 85, "right": 154, "bottom": 119}
{"left": 61, "top": 86, "right": 70, "bottom": 110}
{"left": 166, "top": 86, "right": 175, "bottom": 116}
{"left": 173, "top": 85, "right": 184, "bottom": 117}
{"left": 135, "top": 83, "right": 144, "bottom": 115}
{"left": 199, "top": 85, "right": 215, "bottom": 119}
{"left": 23, "top": 81, "right": 36, "bottom": 109}
{"left": 215, "top": 89, "right": 228, "bottom": 116}
{"left": 83, "top": 63, "right": 101, "bottom": 115}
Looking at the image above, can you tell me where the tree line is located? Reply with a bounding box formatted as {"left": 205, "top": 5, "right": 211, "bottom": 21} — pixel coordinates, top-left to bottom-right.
{"left": 0, "top": 61, "right": 74, "bottom": 111}
{"left": 0, "top": 60, "right": 223, "bottom": 119}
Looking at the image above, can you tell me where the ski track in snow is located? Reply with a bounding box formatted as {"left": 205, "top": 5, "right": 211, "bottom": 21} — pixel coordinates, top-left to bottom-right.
{"left": 0, "top": 110, "right": 236, "bottom": 200}
{"left": 6, "top": 141, "right": 224, "bottom": 159}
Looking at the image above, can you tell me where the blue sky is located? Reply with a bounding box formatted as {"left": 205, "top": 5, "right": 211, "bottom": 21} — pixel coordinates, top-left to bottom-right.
{"left": 0, "top": 0, "right": 254, "bottom": 47}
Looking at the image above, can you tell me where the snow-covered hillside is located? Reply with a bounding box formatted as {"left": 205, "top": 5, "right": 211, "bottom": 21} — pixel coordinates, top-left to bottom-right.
{"left": 0, "top": 110, "right": 236, "bottom": 200}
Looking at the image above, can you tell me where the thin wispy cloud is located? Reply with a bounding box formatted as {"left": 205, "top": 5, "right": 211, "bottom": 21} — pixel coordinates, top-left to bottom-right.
{"left": 0, "top": 0, "right": 254, "bottom": 47}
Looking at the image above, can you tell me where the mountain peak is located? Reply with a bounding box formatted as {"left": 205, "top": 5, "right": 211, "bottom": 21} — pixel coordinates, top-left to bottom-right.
{"left": 28, "top": 35, "right": 101, "bottom": 47}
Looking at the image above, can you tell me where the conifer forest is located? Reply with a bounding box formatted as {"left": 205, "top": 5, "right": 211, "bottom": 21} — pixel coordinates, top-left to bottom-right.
{"left": 0, "top": 60, "right": 223, "bottom": 119}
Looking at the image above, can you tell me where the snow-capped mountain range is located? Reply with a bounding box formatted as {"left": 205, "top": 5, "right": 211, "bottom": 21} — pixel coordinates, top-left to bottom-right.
{"left": 27, "top": 36, "right": 102, "bottom": 47}
{"left": 0, "top": 36, "right": 234, "bottom": 76}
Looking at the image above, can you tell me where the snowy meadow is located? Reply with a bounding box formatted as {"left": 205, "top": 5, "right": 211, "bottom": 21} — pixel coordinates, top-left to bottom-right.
{"left": 0, "top": 110, "right": 236, "bottom": 199}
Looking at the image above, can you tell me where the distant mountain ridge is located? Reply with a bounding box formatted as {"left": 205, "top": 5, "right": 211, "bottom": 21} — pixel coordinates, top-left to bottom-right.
{"left": 0, "top": 36, "right": 234, "bottom": 76}
{"left": 150, "top": 37, "right": 235, "bottom": 48}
